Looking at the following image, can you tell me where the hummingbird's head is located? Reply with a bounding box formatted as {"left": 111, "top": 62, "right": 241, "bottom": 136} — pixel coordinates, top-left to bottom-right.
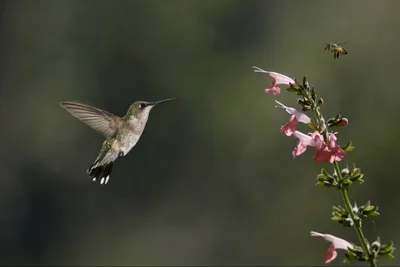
{"left": 127, "top": 98, "right": 177, "bottom": 119}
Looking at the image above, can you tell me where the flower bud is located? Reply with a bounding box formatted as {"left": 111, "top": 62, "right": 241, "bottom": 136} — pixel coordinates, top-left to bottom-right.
{"left": 339, "top": 118, "right": 348, "bottom": 126}
{"left": 371, "top": 238, "right": 381, "bottom": 255}
{"left": 341, "top": 167, "right": 349, "bottom": 177}
{"left": 371, "top": 240, "right": 381, "bottom": 250}
{"left": 297, "top": 98, "right": 307, "bottom": 106}
{"left": 327, "top": 116, "right": 348, "bottom": 128}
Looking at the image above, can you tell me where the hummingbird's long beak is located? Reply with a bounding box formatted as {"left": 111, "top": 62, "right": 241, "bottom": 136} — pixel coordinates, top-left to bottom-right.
{"left": 151, "top": 97, "right": 177, "bottom": 106}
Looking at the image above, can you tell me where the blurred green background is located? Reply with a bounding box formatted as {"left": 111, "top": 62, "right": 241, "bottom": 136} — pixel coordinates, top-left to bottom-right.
{"left": 1, "top": 0, "right": 400, "bottom": 265}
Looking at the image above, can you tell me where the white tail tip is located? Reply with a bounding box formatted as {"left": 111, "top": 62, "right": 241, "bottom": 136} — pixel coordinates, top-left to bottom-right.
{"left": 100, "top": 175, "right": 110, "bottom": 185}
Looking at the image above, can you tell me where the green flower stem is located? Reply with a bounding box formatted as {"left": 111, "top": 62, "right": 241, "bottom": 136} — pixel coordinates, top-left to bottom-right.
{"left": 333, "top": 161, "right": 376, "bottom": 267}
{"left": 306, "top": 92, "right": 376, "bottom": 266}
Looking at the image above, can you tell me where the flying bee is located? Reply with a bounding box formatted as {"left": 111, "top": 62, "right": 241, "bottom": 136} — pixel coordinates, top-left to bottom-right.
{"left": 324, "top": 42, "right": 348, "bottom": 59}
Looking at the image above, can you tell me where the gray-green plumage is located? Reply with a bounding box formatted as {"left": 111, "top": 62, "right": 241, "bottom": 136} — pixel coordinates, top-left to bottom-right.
{"left": 60, "top": 98, "right": 176, "bottom": 185}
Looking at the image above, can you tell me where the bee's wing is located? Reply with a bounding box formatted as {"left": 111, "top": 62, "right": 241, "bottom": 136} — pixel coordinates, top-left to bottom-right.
{"left": 60, "top": 101, "right": 123, "bottom": 138}
{"left": 324, "top": 43, "right": 334, "bottom": 50}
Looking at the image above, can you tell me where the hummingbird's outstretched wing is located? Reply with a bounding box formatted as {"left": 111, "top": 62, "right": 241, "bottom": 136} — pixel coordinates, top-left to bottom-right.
{"left": 60, "top": 101, "right": 123, "bottom": 138}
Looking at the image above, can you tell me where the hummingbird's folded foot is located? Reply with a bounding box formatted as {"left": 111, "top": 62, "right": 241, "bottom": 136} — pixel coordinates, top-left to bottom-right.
{"left": 118, "top": 151, "right": 124, "bottom": 158}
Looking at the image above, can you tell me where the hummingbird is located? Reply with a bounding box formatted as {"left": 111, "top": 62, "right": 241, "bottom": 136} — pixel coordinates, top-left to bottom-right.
{"left": 60, "top": 98, "right": 177, "bottom": 185}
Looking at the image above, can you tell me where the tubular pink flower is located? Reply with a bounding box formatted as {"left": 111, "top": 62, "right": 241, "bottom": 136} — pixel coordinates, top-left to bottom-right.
{"left": 281, "top": 115, "right": 298, "bottom": 136}
{"left": 275, "top": 101, "right": 311, "bottom": 136}
{"left": 292, "top": 131, "right": 345, "bottom": 163}
{"left": 327, "top": 134, "right": 346, "bottom": 163}
{"left": 293, "top": 131, "right": 316, "bottom": 147}
{"left": 292, "top": 131, "right": 314, "bottom": 157}
{"left": 311, "top": 132, "right": 330, "bottom": 163}
{"left": 253, "top": 66, "right": 295, "bottom": 95}
{"left": 310, "top": 231, "right": 353, "bottom": 264}
{"left": 275, "top": 101, "right": 311, "bottom": 124}
{"left": 292, "top": 138, "right": 308, "bottom": 158}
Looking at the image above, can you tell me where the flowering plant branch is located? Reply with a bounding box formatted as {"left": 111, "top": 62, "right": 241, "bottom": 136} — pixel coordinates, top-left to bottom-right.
{"left": 253, "top": 66, "right": 395, "bottom": 266}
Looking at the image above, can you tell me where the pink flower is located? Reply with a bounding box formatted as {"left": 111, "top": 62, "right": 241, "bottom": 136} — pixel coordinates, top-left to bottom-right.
{"left": 327, "top": 134, "right": 346, "bottom": 163}
{"left": 292, "top": 131, "right": 345, "bottom": 163}
{"left": 253, "top": 66, "right": 295, "bottom": 95}
{"left": 275, "top": 101, "right": 311, "bottom": 136}
{"left": 310, "top": 231, "right": 353, "bottom": 264}
{"left": 292, "top": 131, "right": 322, "bottom": 158}
{"left": 281, "top": 116, "right": 298, "bottom": 136}
{"left": 293, "top": 138, "right": 308, "bottom": 158}
{"left": 311, "top": 132, "right": 331, "bottom": 163}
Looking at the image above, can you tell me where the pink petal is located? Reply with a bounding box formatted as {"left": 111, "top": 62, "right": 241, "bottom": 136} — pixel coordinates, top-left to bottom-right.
{"left": 292, "top": 131, "right": 317, "bottom": 158}
{"left": 311, "top": 132, "right": 326, "bottom": 150}
{"left": 253, "top": 67, "right": 295, "bottom": 96}
{"left": 313, "top": 148, "right": 331, "bottom": 163}
{"left": 293, "top": 131, "right": 342, "bottom": 163}
{"left": 292, "top": 140, "right": 308, "bottom": 158}
{"left": 275, "top": 101, "right": 311, "bottom": 124}
{"left": 327, "top": 134, "right": 346, "bottom": 163}
{"left": 293, "top": 131, "right": 315, "bottom": 147}
{"left": 265, "top": 85, "right": 281, "bottom": 95}
{"left": 329, "top": 148, "right": 346, "bottom": 163}
{"left": 324, "top": 244, "right": 338, "bottom": 264}
{"left": 328, "top": 133, "right": 338, "bottom": 147}
{"left": 280, "top": 115, "right": 298, "bottom": 136}
{"left": 310, "top": 231, "right": 352, "bottom": 264}
{"left": 310, "top": 231, "right": 352, "bottom": 255}
{"left": 268, "top": 71, "right": 295, "bottom": 85}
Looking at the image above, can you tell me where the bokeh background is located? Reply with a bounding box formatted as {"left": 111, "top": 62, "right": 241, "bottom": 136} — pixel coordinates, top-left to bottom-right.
{"left": 1, "top": 0, "right": 400, "bottom": 265}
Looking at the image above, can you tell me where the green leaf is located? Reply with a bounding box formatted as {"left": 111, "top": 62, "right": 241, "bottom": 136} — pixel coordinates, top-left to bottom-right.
{"left": 317, "top": 174, "right": 328, "bottom": 181}
{"left": 342, "top": 178, "right": 352, "bottom": 185}
{"left": 385, "top": 240, "right": 394, "bottom": 247}
{"left": 356, "top": 178, "right": 364, "bottom": 184}
{"left": 295, "top": 91, "right": 303, "bottom": 96}
{"left": 369, "top": 211, "right": 380, "bottom": 216}
{"left": 316, "top": 181, "right": 336, "bottom": 188}
{"left": 351, "top": 167, "right": 361, "bottom": 176}
{"left": 348, "top": 246, "right": 364, "bottom": 254}
{"left": 332, "top": 206, "right": 340, "bottom": 212}
{"left": 302, "top": 76, "right": 309, "bottom": 88}
{"left": 384, "top": 254, "right": 395, "bottom": 259}
{"left": 363, "top": 205, "right": 375, "bottom": 212}
{"left": 387, "top": 240, "right": 394, "bottom": 246}
{"left": 331, "top": 215, "right": 343, "bottom": 221}
{"left": 289, "top": 81, "right": 301, "bottom": 90}
{"left": 344, "top": 145, "right": 355, "bottom": 152}
{"left": 286, "top": 87, "right": 299, "bottom": 93}
{"left": 343, "top": 258, "right": 351, "bottom": 264}
{"left": 380, "top": 240, "right": 395, "bottom": 254}
{"left": 342, "top": 141, "right": 355, "bottom": 152}
{"left": 310, "top": 87, "right": 316, "bottom": 101}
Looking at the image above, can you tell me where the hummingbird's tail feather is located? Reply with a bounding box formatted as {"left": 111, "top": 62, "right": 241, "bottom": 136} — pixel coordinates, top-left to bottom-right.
{"left": 87, "top": 161, "right": 114, "bottom": 185}
{"left": 87, "top": 144, "right": 119, "bottom": 185}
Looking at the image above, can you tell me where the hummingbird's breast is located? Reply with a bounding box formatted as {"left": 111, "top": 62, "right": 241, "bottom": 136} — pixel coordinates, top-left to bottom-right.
{"left": 115, "top": 119, "right": 147, "bottom": 156}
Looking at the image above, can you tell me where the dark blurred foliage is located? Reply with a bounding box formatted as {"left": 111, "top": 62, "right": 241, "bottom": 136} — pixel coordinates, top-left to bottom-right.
{"left": 1, "top": 0, "right": 400, "bottom": 265}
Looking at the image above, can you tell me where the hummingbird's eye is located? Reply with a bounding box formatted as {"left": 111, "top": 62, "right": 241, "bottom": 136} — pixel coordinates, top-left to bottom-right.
{"left": 140, "top": 103, "right": 146, "bottom": 108}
